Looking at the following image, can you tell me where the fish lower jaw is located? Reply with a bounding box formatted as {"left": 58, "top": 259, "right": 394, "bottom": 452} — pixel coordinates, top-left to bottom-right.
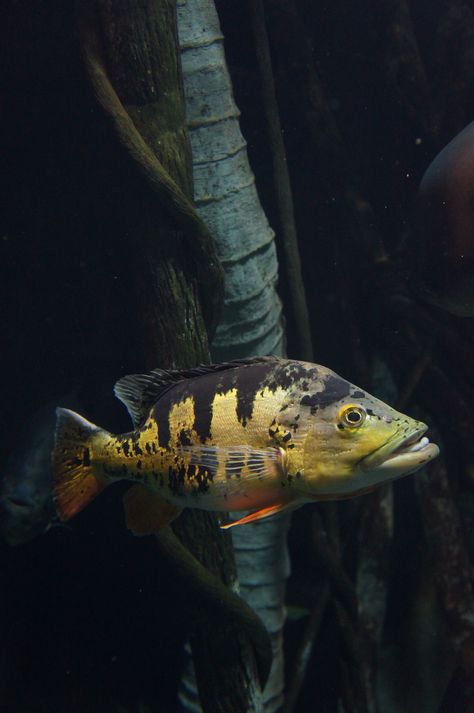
{"left": 360, "top": 426, "right": 428, "bottom": 469}
{"left": 387, "top": 434, "right": 430, "bottom": 457}
{"left": 375, "top": 441, "right": 439, "bottom": 474}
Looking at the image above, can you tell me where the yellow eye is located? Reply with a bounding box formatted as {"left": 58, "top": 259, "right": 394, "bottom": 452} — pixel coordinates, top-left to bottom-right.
{"left": 338, "top": 405, "right": 366, "bottom": 429}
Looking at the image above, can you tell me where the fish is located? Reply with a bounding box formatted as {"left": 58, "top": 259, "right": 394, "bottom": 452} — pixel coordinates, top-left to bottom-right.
{"left": 0, "top": 404, "right": 58, "bottom": 545}
{"left": 52, "top": 357, "right": 439, "bottom": 533}
{"left": 417, "top": 121, "right": 474, "bottom": 316}
{"left": 415, "top": 276, "right": 474, "bottom": 318}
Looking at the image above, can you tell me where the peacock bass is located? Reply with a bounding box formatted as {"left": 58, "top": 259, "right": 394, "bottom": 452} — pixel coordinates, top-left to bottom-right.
{"left": 52, "top": 357, "right": 439, "bottom": 533}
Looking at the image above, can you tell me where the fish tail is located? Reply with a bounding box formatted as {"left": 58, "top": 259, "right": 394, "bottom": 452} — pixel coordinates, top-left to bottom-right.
{"left": 52, "top": 408, "right": 108, "bottom": 521}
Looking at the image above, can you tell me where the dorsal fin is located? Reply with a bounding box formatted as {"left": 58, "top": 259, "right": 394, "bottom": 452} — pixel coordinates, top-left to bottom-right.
{"left": 114, "top": 356, "right": 279, "bottom": 427}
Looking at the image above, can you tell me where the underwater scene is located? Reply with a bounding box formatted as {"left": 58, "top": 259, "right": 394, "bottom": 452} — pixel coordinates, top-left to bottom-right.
{"left": 1, "top": 1, "right": 473, "bottom": 712}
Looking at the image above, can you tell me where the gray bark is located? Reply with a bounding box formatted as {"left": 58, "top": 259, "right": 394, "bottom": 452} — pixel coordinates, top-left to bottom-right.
{"left": 178, "top": 0, "right": 284, "bottom": 361}
{"left": 79, "top": 2, "right": 267, "bottom": 710}
{"left": 177, "top": 1, "right": 289, "bottom": 711}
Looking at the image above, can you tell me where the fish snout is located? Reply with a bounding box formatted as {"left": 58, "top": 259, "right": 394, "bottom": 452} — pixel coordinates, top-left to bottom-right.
{"left": 0, "top": 493, "right": 50, "bottom": 546}
{"left": 0, "top": 492, "right": 37, "bottom": 516}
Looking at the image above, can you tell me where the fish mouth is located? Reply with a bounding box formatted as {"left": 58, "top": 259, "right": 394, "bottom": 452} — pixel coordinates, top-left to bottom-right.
{"left": 360, "top": 424, "right": 439, "bottom": 474}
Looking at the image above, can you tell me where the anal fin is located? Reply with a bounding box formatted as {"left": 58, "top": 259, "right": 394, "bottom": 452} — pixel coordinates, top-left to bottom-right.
{"left": 221, "top": 500, "right": 297, "bottom": 529}
{"left": 123, "top": 484, "right": 181, "bottom": 535}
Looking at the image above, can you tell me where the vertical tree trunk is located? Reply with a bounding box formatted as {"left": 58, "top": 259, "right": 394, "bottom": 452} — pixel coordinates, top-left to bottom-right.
{"left": 178, "top": 2, "right": 289, "bottom": 711}
{"left": 78, "top": 2, "right": 265, "bottom": 711}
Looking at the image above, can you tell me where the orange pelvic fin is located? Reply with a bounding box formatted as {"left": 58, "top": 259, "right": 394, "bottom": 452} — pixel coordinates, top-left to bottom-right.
{"left": 123, "top": 484, "right": 181, "bottom": 535}
{"left": 221, "top": 501, "right": 295, "bottom": 529}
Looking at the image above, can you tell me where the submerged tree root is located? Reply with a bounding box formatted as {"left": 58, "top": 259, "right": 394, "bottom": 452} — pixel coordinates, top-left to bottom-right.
{"left": 155, "top": 526, "right": 273, "bottom": 689}
{"left": 76, "top": 2, "right": 224, "bottom": 336}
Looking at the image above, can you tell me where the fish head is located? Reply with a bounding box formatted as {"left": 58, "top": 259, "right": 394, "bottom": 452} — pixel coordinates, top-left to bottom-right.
{"left": 0, "top": 404, "right": 58, "bottom": 546}
{"left": 0, "top": 450, "right": 56, "bottom": 546}
{"left": 295, "top": 376, "right": 439, "bottom": 498}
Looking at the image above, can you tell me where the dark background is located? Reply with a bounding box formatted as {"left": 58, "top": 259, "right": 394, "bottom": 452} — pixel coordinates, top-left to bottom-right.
{"left": 1, "top": 1, "right": 474, "bottom": 711}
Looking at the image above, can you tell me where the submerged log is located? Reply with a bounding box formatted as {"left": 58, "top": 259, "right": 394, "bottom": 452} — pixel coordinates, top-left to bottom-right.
{"left": 78, "top": 2, "right": 265, "bottom": 711}
{"left": 178, "top": 1, "right": 288, "bottom": 711}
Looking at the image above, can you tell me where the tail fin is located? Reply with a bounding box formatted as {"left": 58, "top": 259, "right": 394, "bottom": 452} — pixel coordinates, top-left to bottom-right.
{"left": 52, "top": 408, "right": 107, "bottom": 521}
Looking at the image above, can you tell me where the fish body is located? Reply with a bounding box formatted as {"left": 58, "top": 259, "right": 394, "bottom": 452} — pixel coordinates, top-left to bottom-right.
{"left": 416, "top": 276, "right": 474, "bottom": 317}
{"left": 52, "top": 357, "right": 439, "bottom": 531}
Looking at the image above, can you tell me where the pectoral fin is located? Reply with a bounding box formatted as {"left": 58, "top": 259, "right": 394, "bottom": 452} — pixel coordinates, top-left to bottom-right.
{"left": 221, "top": 500, "right": 298, "bottom": 529}
{"left": 123, "top": 484, "right": 181, "bottom": 535}
{"left": 178, "top": 444, "right": 285, "bottom": 481}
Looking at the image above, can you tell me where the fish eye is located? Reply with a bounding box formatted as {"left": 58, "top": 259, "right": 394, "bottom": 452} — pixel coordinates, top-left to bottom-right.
{"left": 338, "top": 405, "right": 366, "bottom": 429}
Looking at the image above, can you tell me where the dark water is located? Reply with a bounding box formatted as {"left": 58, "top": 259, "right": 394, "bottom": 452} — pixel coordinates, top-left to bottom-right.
{"left": 1, "top": 1, "right": 473, "bottom": 711}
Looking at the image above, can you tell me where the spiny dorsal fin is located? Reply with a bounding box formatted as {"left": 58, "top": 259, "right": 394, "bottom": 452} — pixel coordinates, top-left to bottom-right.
{"left": 114, "top": 356, "right": 279, "bottom": 427}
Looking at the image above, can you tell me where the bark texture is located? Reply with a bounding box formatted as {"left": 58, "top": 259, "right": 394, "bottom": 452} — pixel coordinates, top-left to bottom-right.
{"left": 178, "top": 0, "right": 284, "bottom": 361}
{"left": 80, "top": 3, "right": 265, "bottom": 712}
{"left": 177, "top": 1, "right": 289, "bottom": 711}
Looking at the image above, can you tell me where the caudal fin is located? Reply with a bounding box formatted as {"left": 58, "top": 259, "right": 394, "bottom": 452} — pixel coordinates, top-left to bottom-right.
{"left": 52, "top": 408, "right": 107, "bottom": 521}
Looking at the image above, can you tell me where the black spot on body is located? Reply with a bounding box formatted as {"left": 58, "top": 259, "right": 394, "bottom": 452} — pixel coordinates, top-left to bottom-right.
{"left": 132, "top": 441, "right": 143, "bottom": 456}
{"left": 282, "top": 432, "right": 292, "bottom": 443}
{"left": 300, "top": 394, "right": 318, "bottom": 414}
{"left": 300, "top": 375, "right": 352, "bottom": 413}
{"left": 192, "top": 375, "right": 221, "bottom": 442}
{"left": 352, "top": 390, "right": 366, "bottom": 399}
{"left": 163, "top": 369, "right": 234, "bottom": 444}
{"left": 152, "top": 404, "right": 172, "bottom": 449}
{"left": 83, "top": 448, "right": 90, "bottom": 467}
{"left": 168, "top": 463, "right": 186, "bottom": 496}
{"left": 122, "top": 441, "right": 130, "bottom": 457}
{"left": 267, "top": 361, "right": 316, "bottom": 391}
{"left": 195, "top": 465, "right": 212, "bottom": 493}
{"left": 178, "top": 428, "right": 192, "bottom": 446}
{"left": 235, "top": 362, "right": 276, "bottom": 425}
